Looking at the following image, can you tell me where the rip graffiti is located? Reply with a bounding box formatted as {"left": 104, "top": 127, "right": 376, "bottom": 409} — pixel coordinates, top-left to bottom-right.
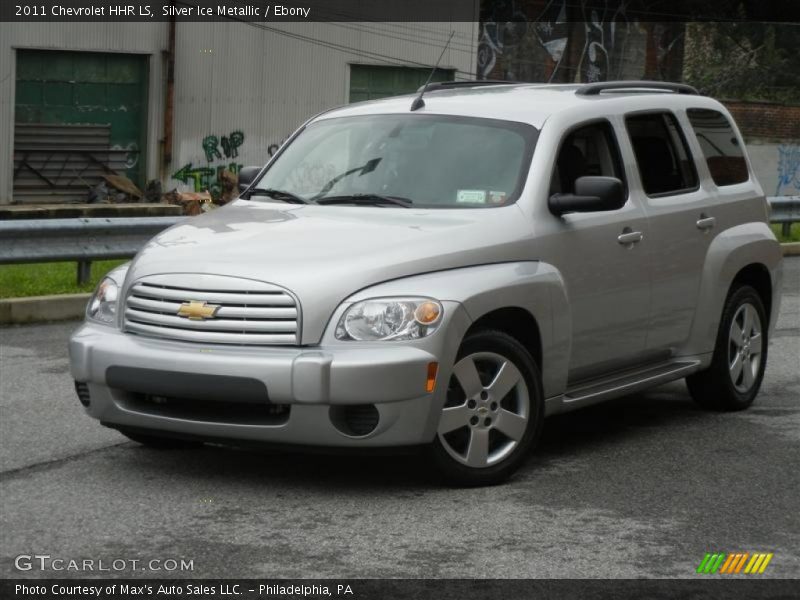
{"left": 172, "top": 131, "right": 288, "bottom": 200}
{"left": 202, "top": 131, "right": 244, "bottom": 162}
{"left": 172, "top": 131, "right": 245, "bottom": 200}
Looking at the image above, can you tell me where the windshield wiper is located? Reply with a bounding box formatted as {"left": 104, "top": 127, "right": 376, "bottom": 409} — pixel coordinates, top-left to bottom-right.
{"left": 312, "top": 158, "right": 382, "bottom": 199}
{"left": 315, "top": 194, "right": 413, "bottom": 208}
{"left": 245, "top": 188, "right": 313, "bottom": 204}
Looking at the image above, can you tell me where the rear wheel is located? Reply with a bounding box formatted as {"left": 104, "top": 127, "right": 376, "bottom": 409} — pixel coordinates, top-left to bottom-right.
{"left": 431, "top": 330, "right": 543, "bottom": 486}
{"left": 686, "top": 285, "right": 768, "bottom": 411}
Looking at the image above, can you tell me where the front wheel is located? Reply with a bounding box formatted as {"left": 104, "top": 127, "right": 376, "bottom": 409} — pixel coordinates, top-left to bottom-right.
{"left": 686, "top": 285, "right": 768, "bottom": 411}
{"left": 431, "top": 330, "right": 544, "bottom": 486}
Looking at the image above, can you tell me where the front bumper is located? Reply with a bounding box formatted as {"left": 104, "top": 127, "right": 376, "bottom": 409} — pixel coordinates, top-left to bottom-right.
{"left": 68, "top": 303, "right": 468, "bottom": 447}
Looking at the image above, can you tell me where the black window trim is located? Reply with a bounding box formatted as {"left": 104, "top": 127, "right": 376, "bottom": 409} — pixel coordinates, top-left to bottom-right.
{"left": 549, "top": 117, "right": 630, "bottom": 204}
{"left": 686, "top": 107, "right": 751, "bottom": 188}
{"left": 624, "top": 109, "right": 701, "bottom": 199}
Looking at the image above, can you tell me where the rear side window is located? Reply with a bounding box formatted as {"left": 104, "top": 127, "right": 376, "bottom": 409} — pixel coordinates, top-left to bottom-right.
{"left": 687, "top": 108, "right": 749, "bottom": 186}
{"left": 626, "top": 112, "right": 698, "bottom": 196}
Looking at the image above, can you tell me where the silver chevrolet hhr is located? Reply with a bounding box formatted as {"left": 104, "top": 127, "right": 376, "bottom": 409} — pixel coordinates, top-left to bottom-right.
{"left": 70, "top": 81, "right": 783, "bottom": 485}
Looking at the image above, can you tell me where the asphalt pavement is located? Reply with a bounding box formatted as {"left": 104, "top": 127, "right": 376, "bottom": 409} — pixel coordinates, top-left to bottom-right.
{"left": 1, "top": 258, "right": 798, "bottom": 579}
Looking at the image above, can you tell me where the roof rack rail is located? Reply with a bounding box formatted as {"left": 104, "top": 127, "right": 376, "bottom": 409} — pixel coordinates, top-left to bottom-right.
{"left": 575, "top": 81, "right": 699, "bottom": 96}
{"left": 416, "top": 80, "right": 517, "bottom": 93}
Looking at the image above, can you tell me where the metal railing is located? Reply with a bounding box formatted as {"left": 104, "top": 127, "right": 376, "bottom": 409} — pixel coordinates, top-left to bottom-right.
{"left": 769, "top": 196, "right": 800, "bottom": 238}
{"left": 0, "top": 216, "right": 184, "bottom": 284}
{"left": 0, "top": 196, "right": 797, "bottom": 287}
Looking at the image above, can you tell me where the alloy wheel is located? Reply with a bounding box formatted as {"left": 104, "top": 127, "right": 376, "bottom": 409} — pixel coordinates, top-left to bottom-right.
{"left": 728, "top": 302, "right": 763, "bottom": 393}
{"left": 437, "top": 351, "right": 530, "bottom": 468}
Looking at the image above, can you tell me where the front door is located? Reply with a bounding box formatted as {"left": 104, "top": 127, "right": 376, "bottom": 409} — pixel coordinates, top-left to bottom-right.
{"left": 541, "top": 119, "right": 652, "bottom": 381}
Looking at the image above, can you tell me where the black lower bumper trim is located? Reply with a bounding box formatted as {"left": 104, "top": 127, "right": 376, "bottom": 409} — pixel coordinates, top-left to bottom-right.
{"left": 105, "top": 366, "right": 268, "bottom": 403}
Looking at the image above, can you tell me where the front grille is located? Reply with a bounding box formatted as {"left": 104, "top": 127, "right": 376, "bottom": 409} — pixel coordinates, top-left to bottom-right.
{"left": 123, "top": 279, "right": 299, "bottom": 345}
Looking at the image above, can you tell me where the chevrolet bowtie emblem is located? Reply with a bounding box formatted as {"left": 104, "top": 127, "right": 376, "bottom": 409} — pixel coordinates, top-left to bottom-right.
{"left": 177, "top": 300, "right": 220, "bottom": 321}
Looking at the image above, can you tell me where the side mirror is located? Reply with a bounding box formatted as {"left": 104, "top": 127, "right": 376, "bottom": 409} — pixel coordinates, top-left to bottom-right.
{"left": 237, "top": 166, "right": 262, "bottom": 192}
{"left": 549, "top": 176, "right": 626, "bottom": 216}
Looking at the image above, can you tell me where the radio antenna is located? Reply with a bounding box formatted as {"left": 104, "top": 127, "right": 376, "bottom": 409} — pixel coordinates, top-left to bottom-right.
{"left": 410, "top": 31, "right": 455, "bottom": 112}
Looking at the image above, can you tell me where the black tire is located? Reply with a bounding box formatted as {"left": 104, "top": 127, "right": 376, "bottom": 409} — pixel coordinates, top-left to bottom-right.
{"left": 430, "top": 329, "right": 544, "bottom": 487}
{"left": 119, "top": 429, "right": 203, "bottom": 449}
{"left": 686, "top": 285, "right": 768, "bottom": 411}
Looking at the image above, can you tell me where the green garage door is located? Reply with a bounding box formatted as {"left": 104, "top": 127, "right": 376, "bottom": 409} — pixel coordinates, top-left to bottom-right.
{"left": 14, "top": 50, "right": 148, "bottom": 195}
{"left": 349, "top": 65, "right": 455, "bottom": 103}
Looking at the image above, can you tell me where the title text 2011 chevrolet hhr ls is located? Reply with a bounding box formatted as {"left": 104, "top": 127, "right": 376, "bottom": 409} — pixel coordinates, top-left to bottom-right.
{"left": 70, "top": 81, "right": 782, "bottom": 485}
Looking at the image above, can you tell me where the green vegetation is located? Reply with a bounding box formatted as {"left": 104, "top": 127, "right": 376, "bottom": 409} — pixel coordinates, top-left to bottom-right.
{"left": 772, "top": 223, "right": 800, "bottom": 243}
{"left": 684, "top": 23, "right": 800, "bottom": 104}
{"left": 0, "top": 260, "right": 127, "bottom": 299}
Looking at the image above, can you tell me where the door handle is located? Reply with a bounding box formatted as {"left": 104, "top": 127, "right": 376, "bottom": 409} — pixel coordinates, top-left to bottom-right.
{"left": 696, "top": 215, "right": 716, "bottom": 231}
{"left": 617, "top": 229, "right": 643, "bottom": 245}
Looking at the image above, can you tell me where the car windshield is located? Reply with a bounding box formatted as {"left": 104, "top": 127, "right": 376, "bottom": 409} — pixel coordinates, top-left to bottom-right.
{"left": 248, "top": 114, "right": 538, "bottom": 208}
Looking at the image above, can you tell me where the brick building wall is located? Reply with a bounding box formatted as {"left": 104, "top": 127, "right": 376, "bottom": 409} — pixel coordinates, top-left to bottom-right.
{"left": 723, "top": 101, "right": 800, "bottom": 142}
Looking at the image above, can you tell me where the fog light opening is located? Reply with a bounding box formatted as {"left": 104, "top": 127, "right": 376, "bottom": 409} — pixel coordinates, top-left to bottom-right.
{"left": 329, "top": 404, "right": 380, "bottom": 437}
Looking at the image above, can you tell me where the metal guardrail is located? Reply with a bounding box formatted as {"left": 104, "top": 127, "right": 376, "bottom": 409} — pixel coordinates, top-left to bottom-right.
{"left": 0, "top": 196, "right": 797, "bottom": 287}
{"left": 0, "top": 216, "right": 184, "bottom": 284}
{"left": 769, "top": 196, "right": 800, "bottom": 237}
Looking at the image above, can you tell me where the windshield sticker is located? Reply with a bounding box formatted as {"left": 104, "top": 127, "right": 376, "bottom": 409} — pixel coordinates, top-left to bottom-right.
{"left": 488, "top": 190, "right": 507, "bottom": 205}
{"left": 456, "top": 190, "right": 488, "bottom": 204}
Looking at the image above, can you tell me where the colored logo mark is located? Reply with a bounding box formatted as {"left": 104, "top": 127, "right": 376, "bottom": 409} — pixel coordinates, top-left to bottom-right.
{"left": 696, "top": 552, "right": 774, "bottom": 575}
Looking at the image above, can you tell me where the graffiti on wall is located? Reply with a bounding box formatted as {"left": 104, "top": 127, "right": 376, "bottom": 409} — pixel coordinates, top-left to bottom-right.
{"left": 172, "top": 131, "right": 290, "bottom": 200}
{"left": 776, "top": 144, "right": 800, "bottom": 195}
{"left": 172, "top": 162, "right": 240, "bottom": 199}
{"left": 575, "top": 6, "right": 631, "bottom": 83}
{"left": 268, "top": 141, "right": 284, "bottom": 157}
{"left": 477, "top": 0, "right": 683, "bottom": 84}
{"left": 477, "top": 1, "right": 529, "bottom": 80}
{"left": 202, "top": 132, "right": 244, "bottom": 162}
{"left": 172, "top": 131, "right": 245, "bottom": 200}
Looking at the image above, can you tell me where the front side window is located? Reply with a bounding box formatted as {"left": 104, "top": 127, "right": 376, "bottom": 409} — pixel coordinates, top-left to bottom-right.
{"left": 550, "top": 120, "right": 627, "bottom": 196}
{"left": 626, "top": 112, "right": 698, "bottom": 196}
{"left": 687, "top": 108, "right": 749, "bottom": 186}
{"left": 249, "top": 114, "right": 538, "bottom": 208}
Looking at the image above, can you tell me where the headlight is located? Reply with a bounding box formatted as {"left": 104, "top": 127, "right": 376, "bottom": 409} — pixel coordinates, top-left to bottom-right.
{"left": 335, "top": 297, "right": 443, "bottom": 341}
{"left": 86, "top": 277, "right": 120, "bottom": 325}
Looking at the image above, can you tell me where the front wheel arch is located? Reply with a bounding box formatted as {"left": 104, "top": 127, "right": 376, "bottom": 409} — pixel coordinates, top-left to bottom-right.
{"left": 464, "top": 306, "right": 543, "bottom": 372}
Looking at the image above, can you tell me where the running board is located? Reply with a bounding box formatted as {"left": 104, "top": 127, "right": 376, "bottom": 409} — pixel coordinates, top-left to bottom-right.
{"left": 551, "top": 360, "right": 702, "bottom": 413}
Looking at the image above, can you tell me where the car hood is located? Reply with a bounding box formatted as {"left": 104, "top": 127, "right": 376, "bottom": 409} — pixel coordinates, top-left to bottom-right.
{"left": 126, "top": 200, "right": 534, "bottom": 343}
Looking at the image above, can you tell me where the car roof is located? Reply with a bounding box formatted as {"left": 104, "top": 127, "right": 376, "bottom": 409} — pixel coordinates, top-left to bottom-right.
{"left": 316, "top": 82, "right": 725, "bottom": 129}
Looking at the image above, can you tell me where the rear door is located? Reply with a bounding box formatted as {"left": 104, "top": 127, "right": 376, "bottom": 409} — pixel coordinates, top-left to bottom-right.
{"left": 625, "top": 110, "right": 710, "bottom": 354}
